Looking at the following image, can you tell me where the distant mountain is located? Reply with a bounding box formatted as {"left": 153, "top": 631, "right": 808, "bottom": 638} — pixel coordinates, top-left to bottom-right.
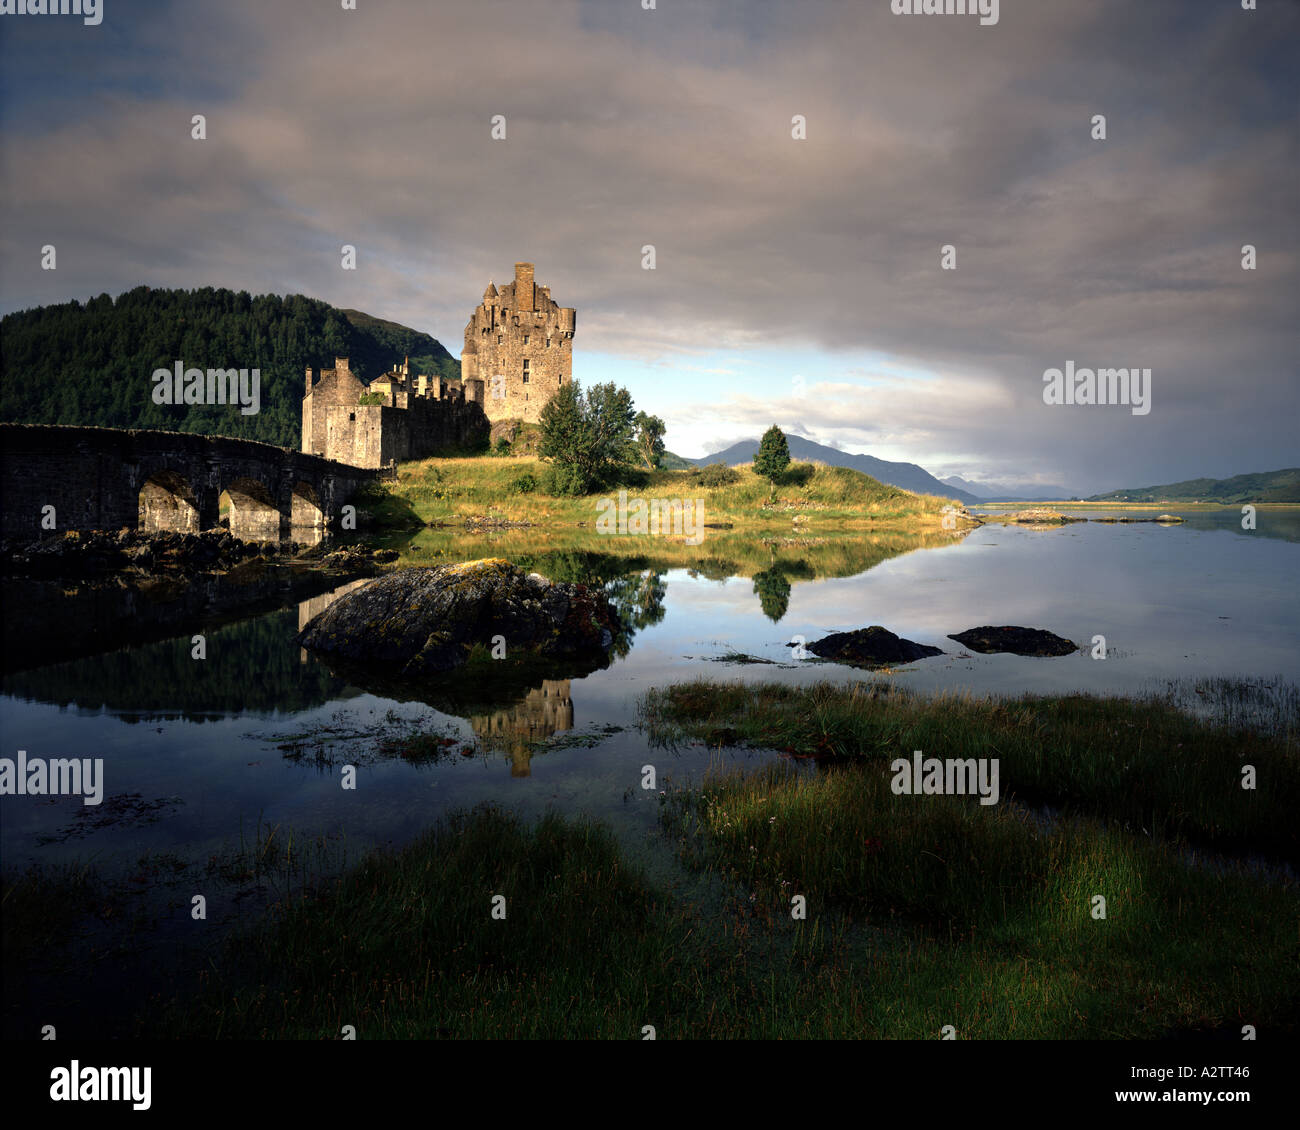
{"left": 0, "top": 286, "right": 459, "bottom": 448}
{"left": 941, "top": 475, "right": 993, "bottom": 498}
{"left": 1087, "top": 469, "right": 1300, "bottom": 504}
{"left": 941, "top": 474, "right": 1078, "bottom": 503}
{"left": 691, "top": 435, "right": 977, "bottom": 502}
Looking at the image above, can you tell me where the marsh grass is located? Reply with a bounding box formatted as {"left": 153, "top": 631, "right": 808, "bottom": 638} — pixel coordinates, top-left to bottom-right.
{"left": 639, "top": 679, "right": 1299, "bottom": 861}
{"left": 2, "top": 819, "right": 354, "bottom": 1037}
{"left": 2, "top": 862, "right": 106, "bottom": 968}
{"left": 142, "top": 795, "right": 1298, "bottom": 1039}
{"left": 149, "top": 806, "right": 692, "bottom": 1038}
{"left": 657, "top": 759, "right": 1298, "bottom": 1036}
{"left": 1148, "top": 675, "right": 1300, "bottom": 739}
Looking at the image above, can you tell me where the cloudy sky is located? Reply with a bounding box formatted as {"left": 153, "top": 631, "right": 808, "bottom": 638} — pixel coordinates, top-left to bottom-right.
{"left": 1, "top": 0, "right": 1296, "bottom": 494}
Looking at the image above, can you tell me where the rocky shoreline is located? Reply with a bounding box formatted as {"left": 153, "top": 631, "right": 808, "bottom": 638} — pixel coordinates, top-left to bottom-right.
{"left": 1, "top": 528, "right": 400, "bottom": 580}
{"left": 296, "top": 558, "right": 622, "bottom": 679}
{"left": 970, "top": 508, "right": 1185, "bottom": 526}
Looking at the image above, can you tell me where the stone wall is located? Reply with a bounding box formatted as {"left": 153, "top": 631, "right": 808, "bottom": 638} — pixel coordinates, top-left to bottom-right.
{"left": 303, "top": 357, "right": 489, "bottom": 469}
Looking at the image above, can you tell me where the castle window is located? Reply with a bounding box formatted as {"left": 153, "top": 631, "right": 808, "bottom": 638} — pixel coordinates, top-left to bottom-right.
{"left": 523, "top": 335, "right": 529, "bottom": 345}
{"left": 498, "top": 334, "right": 503, "bottom": 344}
{"left": 522, "top": 359, "right": 530, "bottom": 384}
{"left": 349, "top": 412, "right": 355, "bottom": 421}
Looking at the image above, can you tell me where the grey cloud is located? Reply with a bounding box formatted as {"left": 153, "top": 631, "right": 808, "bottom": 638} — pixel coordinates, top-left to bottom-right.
{"left": 0, "top": 0, "right": 1294, "bottom": 492}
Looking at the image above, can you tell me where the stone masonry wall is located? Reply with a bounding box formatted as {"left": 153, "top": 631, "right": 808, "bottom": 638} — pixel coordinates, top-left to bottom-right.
{"left": 304, "top": 357, "right": 490, "bottom": 469}
{"left": 461, "top": 262, "right": 575, "bottom": 425}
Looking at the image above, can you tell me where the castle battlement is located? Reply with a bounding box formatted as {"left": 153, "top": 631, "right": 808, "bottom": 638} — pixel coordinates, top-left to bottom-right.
{"left": 301, "top": 356, "right": 486, "bottom": 468}
{"left": 301, "top": 263, "right": 574, "bottom": 466}
{"left": 460, "top": 262, "right": 576, "bottom": 425}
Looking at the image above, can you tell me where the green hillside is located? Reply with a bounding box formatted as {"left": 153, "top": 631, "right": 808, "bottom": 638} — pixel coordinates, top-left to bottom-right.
{"left": 1087, "top": 468, "right": 1300, "bottom": 504}
{"left": 0, "top": 286, "right": 460, "bottom": 449}
{"left": 658, "top": 449, "right": 694, "bottom": 471}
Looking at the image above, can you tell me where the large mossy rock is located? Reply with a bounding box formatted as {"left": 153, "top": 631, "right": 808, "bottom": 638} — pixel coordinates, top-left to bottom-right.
{"left": 296, "top": 558, "right": 620, "bottom": 678}
{"left": 947, "top": 625, "right": 1076, "bottom": 657}
{"left": 804, "top": 625, "right": 944, "bottom": 668}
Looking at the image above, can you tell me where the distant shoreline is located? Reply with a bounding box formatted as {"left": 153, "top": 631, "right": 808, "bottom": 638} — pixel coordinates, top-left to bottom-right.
{"left": 969, "top": 500, "right": 1300, "bottom": 510}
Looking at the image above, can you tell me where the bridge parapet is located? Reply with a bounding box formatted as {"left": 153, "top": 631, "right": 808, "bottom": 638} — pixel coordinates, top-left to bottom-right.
{"left": 0, "top": 424, "right": 380, "bottom": 542}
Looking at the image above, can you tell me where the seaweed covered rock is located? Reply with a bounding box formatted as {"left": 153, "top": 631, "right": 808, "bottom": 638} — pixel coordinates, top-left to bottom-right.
{"left": 295, "top": 558, "right": 620, "bottom": 677}
{"left": 804, "top": 625, "right": 944, "bottom": 668}
{"left": 947, "top": 625, "right": 1076, "bottom": 657}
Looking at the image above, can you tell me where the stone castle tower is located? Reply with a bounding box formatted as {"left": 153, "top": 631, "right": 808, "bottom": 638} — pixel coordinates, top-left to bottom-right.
{"left": 460, "top": 262, "right": 576, "bottom": 425}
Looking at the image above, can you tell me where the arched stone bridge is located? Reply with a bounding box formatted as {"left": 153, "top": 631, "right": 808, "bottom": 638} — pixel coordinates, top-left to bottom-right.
{"left": 0, "top": 425, "right": 380, "bottom": 542}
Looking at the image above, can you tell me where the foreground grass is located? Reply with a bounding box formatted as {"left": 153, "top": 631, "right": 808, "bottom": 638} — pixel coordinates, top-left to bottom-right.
{"left": 376, "top": 457, "right": 961, "bottom": 532}
{"left": 659, "top": 761, "right": 1298, "bottom": 1037}
{"left": 148, "top": 806, "right": 785, "bottom": 1039}
{"left": 639, "top": 679, "right": 1299, "bottom": 862}
{"left": 2, "top": 863, "right": 104, "bottom": 969}
{"left": 138, "top": 792, "right": 1296, "bottom": 1039}
{"left": 21, "top": 681, "right": 1293, "bottom": 1039}
{"left": 2, "top": 822, "right": 353, "bottom": 1038}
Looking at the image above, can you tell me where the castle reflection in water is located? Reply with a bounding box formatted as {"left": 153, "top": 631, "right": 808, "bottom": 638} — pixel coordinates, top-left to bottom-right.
{"left": 471, "top": 680, "right": 573, "bottom": 776}
{"left": 298, "top": 581, "right": 574, "bottom": 776}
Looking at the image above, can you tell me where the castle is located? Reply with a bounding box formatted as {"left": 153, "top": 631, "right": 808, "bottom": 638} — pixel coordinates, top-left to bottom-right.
{"left": 461, "top": 262, "right": 576, "bottom": 425}
{"left": 300, "top": 356, "right": 488, "bottom": 468}
{"left": 301, "top": 262, "right": 575, "bottom": 467}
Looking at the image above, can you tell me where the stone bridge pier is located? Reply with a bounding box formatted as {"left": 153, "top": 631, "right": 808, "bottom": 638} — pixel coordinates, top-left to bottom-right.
{"left": 0, "top": 425, "right": 379, "bottom": 544}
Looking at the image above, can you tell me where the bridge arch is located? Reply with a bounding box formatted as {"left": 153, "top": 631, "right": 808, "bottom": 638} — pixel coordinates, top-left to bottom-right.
{"left": 221, "top": 476, "right": 281, "bottom": 542}
{"left": 139, "top": 470, "right": 201, "bottom": 533}
{"left": 291, "top": 481, "right": 324, "bottom": 530}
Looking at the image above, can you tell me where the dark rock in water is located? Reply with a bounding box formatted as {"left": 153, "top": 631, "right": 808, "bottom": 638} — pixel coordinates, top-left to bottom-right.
{"left": 947, "top": 625, "right": 1076, "bottom": 657}
{"left": 296, "top": 558, "right": 621, "bottom": 678}
{"left": 804, "top": 625, "right": 944, "bottom": 668}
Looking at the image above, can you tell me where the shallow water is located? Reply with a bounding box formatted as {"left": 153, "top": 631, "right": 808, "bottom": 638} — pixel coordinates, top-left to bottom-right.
{"left": 2, "top": 515, "right": 1296, "bottom": 878}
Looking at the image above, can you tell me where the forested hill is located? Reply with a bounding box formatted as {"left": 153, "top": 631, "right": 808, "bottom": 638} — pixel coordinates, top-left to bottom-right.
{"left": 1086, "top": 468, "right": 1300, "bottom": 504}
{"left": 0, "top": 286, "right": 460, "bottom": 449}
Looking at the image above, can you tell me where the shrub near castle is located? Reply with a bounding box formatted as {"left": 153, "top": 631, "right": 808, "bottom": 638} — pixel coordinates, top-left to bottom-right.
{"left": 536, "top": 381, "right": 638, "bottom": 496}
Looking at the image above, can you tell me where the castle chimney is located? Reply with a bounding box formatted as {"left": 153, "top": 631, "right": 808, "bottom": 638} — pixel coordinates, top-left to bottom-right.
{"left": 335, "top": 357, "right": 349, "bottom": 372}
{"left": 304, "top": 366, "right": 315, "bottom": 393}
{"left": 515, "top": 262, "right": 535, "bottom": 312}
